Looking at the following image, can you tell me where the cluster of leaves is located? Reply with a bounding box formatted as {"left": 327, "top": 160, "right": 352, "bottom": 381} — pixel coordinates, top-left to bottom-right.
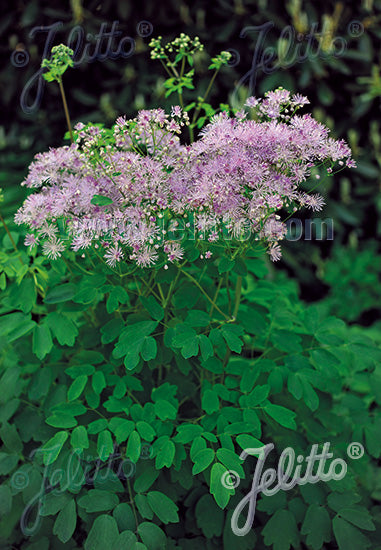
{"left": 0, "top": 220, "right": 381, "bottom": 549}
{"left": 317, "top": 242, "right": 381, "bottom": 323}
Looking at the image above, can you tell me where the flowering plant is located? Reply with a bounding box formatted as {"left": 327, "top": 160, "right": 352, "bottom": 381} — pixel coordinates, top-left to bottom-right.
{"left": 16, "top": 89, "right": 354, "bottom": 268}
{"left": 1, "top": 35, "right": 379, "bottom": 550}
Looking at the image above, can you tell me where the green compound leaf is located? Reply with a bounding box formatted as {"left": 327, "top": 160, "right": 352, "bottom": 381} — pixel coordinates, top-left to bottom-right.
{"left": 301, "top": 504, "right": 332, "bottom": 550}
{"left": 154, "top": 399, "right": 177, "bottom": 420}
{"left": 137, "top": 522, "right": 167, "bottom": 550}
{"left": 202, "top": 389, "right": 220, "bottom": 414}
{"left": 53, "top": 499, "right": 76, "bottom": 543}
{"left": 262, "top": 509, "right": 300, "bottom": 550}
{"left": 32, "top": 324, "right": 53, "bottom": 359}
{"left": 171, "top": 323, "right": 199, "bottom": 358}
{"left": 155, "top": 439, "right": 175, "bottom": 469}
{"left": 0, "top": 312, "right": 35, "bottom": 343}
{"left": 126, "top": 430, "right": 141, "bottom": 463}
{"left": 141, "top": 336, "right": 157, "bottom": 361}
{"left": 210, "top": 462, "right": 233, "bottom": 509}
{"left": 333, "top": 517, "right": 372, "bottom": 550}
{"left": 41, "top": 431, "right": 68, "bottom": 465}
{"left": 91, "top": 194, "right": 113, "bottom": 206}
{"left": 45, "top": 414, "right": 77, "bottom": 429}
{"left": 196, "top": 494, "right": 224, "bottom": 538}
{"left": 114, "top": 419, "right": 135, "bottom": 444}
{"left": 67, "top": 375, "right": 88, "bottom": 401}
{"left": 79, "top": 490, "right": 119, "bottom": 513}
{"left": 174, "top": 424, "right": 204, "bottom": 444}
{"left": 92, "top": 371, "right": 106, "bottom": 394}
{"left": 337, "top": 506, "right": 375, "bottom": 531}
{"left": 70, "top": 425, "right": 89, "bottom": 450}
{"left": 134, "top": 468, "right": 160, "bottom": 493}
{"left": 44, "top": 283, "right": 76, "bottom": 303}
{"left": 192, "top": 448, "right": 215, "bottom": 475}
{"left": 113, "top": 321, "right": 158, "bottom": 369}
{"left": 146, "top": 491, "right": 179, "bottom": 524}
{"left": 218, "top": 257, "right": 235, "bottom": 274}
{"left": 247, "top": 384, "right": 270, "bottom": 406}
{"left": 136, "top": 421, "right": 156, "bottom": 442}
{"left": 97, "top": 429, "right": 114, "bottom": 461}
{"left": 84, "top": 514, "right": 119, "bottom": 550}
{"left": 264, "top": 403, "right": 297, "bottom": 430}
{"left": 220, "top": 325, "right": 244, "bottom": 353}
{"left": 46, "top": 312, "right": 78, "bottom": 346}
{"left": 198, "top": 334, "right": 214, "bottom": 361}
{"left": 185, "top": 309, "right": 211, "bottom": 327}
{"left": 101, "top": 318, "right": 124, "bottom": 344}
{"left": 140, "top": 295, "right": 164, "bottom": 321}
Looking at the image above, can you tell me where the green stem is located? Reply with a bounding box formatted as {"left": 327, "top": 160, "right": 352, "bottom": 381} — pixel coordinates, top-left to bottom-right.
{"left": 127, "top": 477, "right": 139, "bottom": 532}
{"left": 177, "top": 56, "right": 186, "bottom": 109}
{"left": 158, "top": 311, "right": 167, "bottom": 384}
{"left": 191, "top": 68, "right": 220, "bottom": 127}
{"left": 139, "top": 277, "right": 162, "bottom": 302}
{"left": 226, "top": 272, "right": 232, "bottom": 316}
{"left": 159, "top": 58, "right": 174, "bottom": 79}
{"left": 157, "top": 283, "right": 165, "bottom": 302}
{"left": 58, "top": 78, "right": 74, "bottom": 143}
{"left": 180, "top": 57, "right": 186, "bottom": 78}
{"left": 178, "top": 92, "right": 184, "bottom": 110}
{"left": 179, "top": 268, "right": 230, "bottom": 320}
{"left": 232, "top": 275, "right": 242, "bottom": 320}
{"left": 209, "top": 278, "right": 223, "bottom": 316}
{"left": 164, "top": 270, "right": 181, "bottom": 307}
{"left": 222, "top": 275, "right": 243, "bottom": 379}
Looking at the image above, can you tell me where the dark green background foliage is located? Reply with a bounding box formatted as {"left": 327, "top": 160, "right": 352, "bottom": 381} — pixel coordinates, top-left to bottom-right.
{"left": 1, "top": 1, "right": 381, "bottom": 549}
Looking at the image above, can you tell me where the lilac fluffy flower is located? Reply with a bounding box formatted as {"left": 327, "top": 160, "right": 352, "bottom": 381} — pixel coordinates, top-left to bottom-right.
{"left": 245, "top": 96, "right": 260, "bottom": 108}
{"left": 15, "top": 91, "right": 355, "bottom": 267}
{"left": 24, "top": 234, "right": 39, "bottom": 248}
{"left": 104, "top": 245, "right": 124, "bottom": 267}
{"left": 268, "top": 244, "right": 282, "bottom": 261}
{"left": 42, "top": 237, "right": 65, "bottom": 259}
{"left": 300, "top": 193, "right": 326, "bottom": 212}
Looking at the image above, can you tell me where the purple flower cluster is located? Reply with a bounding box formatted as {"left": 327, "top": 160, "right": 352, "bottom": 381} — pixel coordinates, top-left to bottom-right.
{"left": 16, "top": 89, "right": 355, "bottom": 267}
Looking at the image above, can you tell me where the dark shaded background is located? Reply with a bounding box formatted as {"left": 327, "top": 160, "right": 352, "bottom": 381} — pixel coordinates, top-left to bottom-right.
{"left": 1, "top": 0, "right": 380, "bottom": 324}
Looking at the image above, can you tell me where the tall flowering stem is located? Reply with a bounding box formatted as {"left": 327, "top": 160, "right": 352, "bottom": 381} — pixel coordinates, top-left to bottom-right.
{"left": 57, "top": 77, "right": 74, "bottom": 143}
{"left": 41, "top": 45, "right": 74, "bottom": 143}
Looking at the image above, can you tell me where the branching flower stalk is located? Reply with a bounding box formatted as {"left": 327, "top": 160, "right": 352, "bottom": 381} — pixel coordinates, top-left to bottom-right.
{"left": 150, "top": 34, "right": 232, "bottom": 142}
